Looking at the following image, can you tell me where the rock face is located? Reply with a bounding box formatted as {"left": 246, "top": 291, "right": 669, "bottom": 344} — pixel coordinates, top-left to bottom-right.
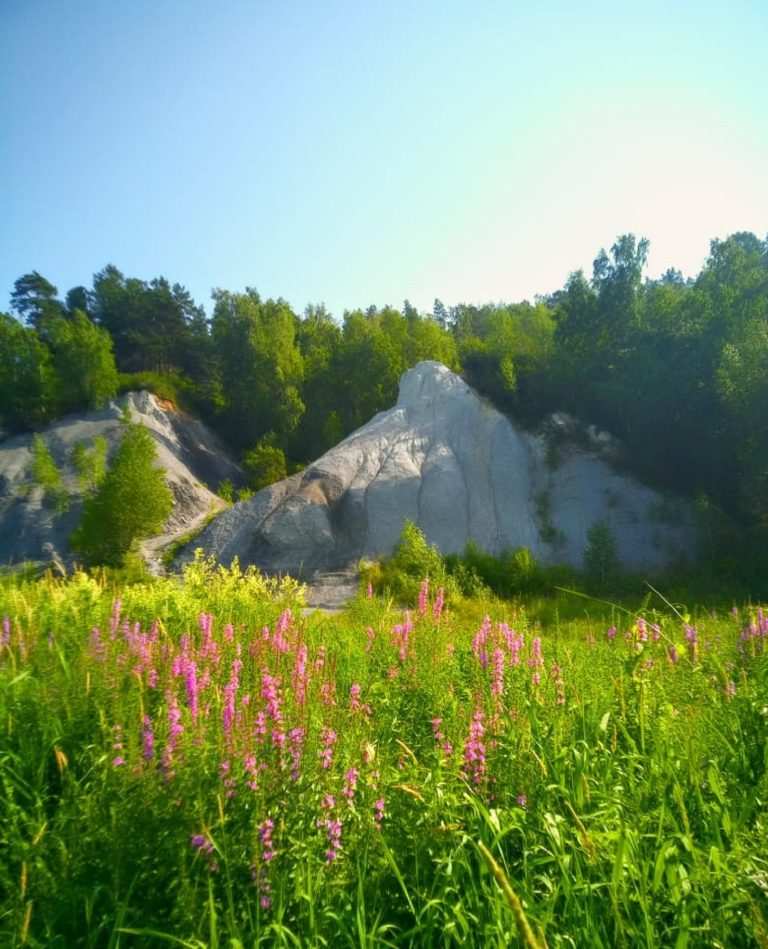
{"left": 177, "top": 362, "right": 696, "bottom": 578}
{"left": 0, "top": 391, "right": 243, "bottom": 571}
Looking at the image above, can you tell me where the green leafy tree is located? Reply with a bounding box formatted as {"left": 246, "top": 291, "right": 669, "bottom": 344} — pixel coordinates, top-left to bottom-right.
{"left": 71, "top": 419, "right": 172, "bottom": 566}
{"left": 47, "top": 310, "right": 119, "bottom": 413}
{"left": 0, "top": 312, "right": 57, "bottom": 430}
{"left": 243, "top": 434, "right": 288, "bottom": 490}
{"left": 211, "top": 289, "right": 305, "bottom": 452}
{"left": 293, "top": 305, "right": 344, "bottom": 458}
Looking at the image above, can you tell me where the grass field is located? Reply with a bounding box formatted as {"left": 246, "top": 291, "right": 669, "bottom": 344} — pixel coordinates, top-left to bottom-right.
{"left": 1, "top": 558, "right": 766, "bottom": 947}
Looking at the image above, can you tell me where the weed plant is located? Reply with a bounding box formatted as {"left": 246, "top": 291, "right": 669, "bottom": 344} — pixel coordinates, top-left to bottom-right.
{"left": 1, "top": 561, "right": 766, "bottom": 947}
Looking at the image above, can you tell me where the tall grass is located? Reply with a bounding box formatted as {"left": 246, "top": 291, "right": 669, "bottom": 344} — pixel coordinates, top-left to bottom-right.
{"left": 1, "top": 566, "right": 766, "bottom": 947}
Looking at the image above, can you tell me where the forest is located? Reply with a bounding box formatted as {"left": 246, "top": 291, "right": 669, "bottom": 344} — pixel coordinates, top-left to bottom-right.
{"left": 2, "top": 231, "right": 767, "bottom": 583}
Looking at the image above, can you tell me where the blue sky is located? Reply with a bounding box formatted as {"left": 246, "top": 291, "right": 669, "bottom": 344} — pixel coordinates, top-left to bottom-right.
{"left": 1, "top": 0, "right": 766, "bottom": 319}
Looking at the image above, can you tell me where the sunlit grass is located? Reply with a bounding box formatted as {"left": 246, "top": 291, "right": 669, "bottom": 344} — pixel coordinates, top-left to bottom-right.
{"left": 1, "top": 564, "right": 766, "bottom": 947}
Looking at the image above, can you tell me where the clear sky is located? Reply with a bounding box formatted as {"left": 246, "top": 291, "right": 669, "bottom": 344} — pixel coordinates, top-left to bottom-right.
{"left": 1, "top": 0, "right": 766, "bottom": 319}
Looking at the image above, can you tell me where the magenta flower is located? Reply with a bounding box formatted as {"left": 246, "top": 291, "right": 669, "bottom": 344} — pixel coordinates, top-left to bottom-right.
{"left": 418, "top": 579, "right": 429, "bottom": 616}
{"left": 431, "top": 716, "right": 453, "bottom": 757}
{"left": 291, "top": 643, "right": 309, "bottom": 705}
{"left": 272, "top": 609, "right": 292, "bottom": 654}
{"left": 317, "top": 795, "right": 342, "bottom": 862}
{"left": 472, "top": 616, "right": 491, "bottom": 669}
{"left": 342, "top": 767, "right": 359, "bottom": 802}
{"left": 462, "top": 711, "right": 487, "bottom": 786}
{"left": 142, "top": 715, "right": 154, "bottom": 760}
{"left": 319, "top": 726, "right": 337, "bottom": 769}
{"left": 191, "top": 833, "right": 214, "bottom": 855}
{"left": 287, "top": 727, "right": 305, "bottom": 780}
{"left": 163, "top": 690, "right": 183, "bottom": 774}
{"left": 349, "top": 683, "right": 371, "bottom": 716}
{"left": 185, "top": 660, "right": 199, "bottom": 721}
{"left": 259, "top": 817, "right": 277, "bottom": 862}
{"left": 491, "top": 647, "right": 505, "bottom": 697}
{"left": 261, "top": 669, "right": 282, "bottom": 722}
{"left": 433, "top": 587, "right": 445, "bottom": 621}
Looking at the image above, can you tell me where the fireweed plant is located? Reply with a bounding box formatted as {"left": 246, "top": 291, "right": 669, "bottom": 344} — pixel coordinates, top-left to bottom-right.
{"left": 0, "top": 561, "right": 767, "bottom": 947}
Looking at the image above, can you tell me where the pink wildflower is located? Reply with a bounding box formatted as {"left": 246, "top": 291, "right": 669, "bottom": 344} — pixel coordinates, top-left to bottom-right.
{"left": 342, "top": 767, "right": 359, "bottom": 802}
{"left": 462, "top": 711, "right": 487, "bottom": 786}
{"left": 261, "top": 670, "right": 282, "bottom": 722}
{"left": 287, "top": 727, "right": 305, "bottom": 780}
{"left": 433, "top": 586, "right": 445, "bottom": 621}
{"left": 319, "top": 726, "right": 337, "bottom": 769}
{"left": 491, "top": 647, "right": 505, "bottom": 697}
{"left": 472, "top": 616, "right": 491, "bottom": 669}
{"left": 418, "top": 579, "right": 429, "bottom": 616}
{"left": 291, "top": 642, "right": 309, "bottom": 705}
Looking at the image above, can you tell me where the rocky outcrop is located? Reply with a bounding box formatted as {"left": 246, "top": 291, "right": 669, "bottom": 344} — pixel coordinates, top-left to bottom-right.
{"left": 0, "top": 392, "right": 244, "bottom": 571}
{"left": 176, "top": 362, "right": 696, "bottom": 578}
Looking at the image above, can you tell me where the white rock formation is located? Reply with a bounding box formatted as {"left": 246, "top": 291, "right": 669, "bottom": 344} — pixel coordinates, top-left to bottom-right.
{"left": 0, "top": 391, "right": 243, "bottom": 570}
{"left": 178, "top": 361, "right": 695, "bottom": 577}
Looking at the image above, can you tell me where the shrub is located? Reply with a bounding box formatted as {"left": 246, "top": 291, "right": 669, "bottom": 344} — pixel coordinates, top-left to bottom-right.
{"left": 243, "top": 434, "right": 287, "bottom": 490}
{"left": 30, "top": 434, "right": 69, "bottom": 512}
{"left": 70, "top": 437, "right": 108, "bottom": 492}
{"left": 373, "top": 520, "right": 458, "bottom": 603}
{"left": 117, "top": 371, "right": 187, "bottom": 405}
{"left": 71, "top": 418, "right": 172, "bottom": 567}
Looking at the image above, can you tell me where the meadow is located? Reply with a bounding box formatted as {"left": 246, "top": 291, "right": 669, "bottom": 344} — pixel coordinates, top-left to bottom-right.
{"left": 1, "top": 557, "right": 766, "bottom": 947}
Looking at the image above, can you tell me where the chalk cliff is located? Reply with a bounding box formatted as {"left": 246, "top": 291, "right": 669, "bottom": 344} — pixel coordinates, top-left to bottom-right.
{"left": 0, "top": 391, "right": 243, "bottom": 571}
{"left": 177, "top": 362, "right": 695, "bottom": 578}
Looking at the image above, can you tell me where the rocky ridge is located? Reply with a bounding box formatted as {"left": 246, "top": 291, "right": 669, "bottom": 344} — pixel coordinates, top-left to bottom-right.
{"left": 176, "top": 361, "right": 696, "bottom": 580}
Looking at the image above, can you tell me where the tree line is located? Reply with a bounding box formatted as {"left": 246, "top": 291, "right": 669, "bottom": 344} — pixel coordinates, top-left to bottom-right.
{"left": 2, "top": 232, "right": 767, "bottom": 567}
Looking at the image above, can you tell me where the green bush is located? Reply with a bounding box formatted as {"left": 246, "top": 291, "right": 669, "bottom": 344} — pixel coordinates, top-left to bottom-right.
{"left": 30, "top": 434, "right": 69, "bottom": 512}
{"left": 117, "top": 371, "right": 188, "bottom": 405}
{"left": 70, "top": 419, "right": 172, "bottom": 567}
{"left": 243, "top": 433, "right": 287, "bottom": 490}
{"left": 70, "top": 437, "right": 108, "bottom": 492}
{"left": 371, "top": 520, "right": 459, "bottom": 603}
{"left": 217, "top": 478, "right": 234, "bottom": 503}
